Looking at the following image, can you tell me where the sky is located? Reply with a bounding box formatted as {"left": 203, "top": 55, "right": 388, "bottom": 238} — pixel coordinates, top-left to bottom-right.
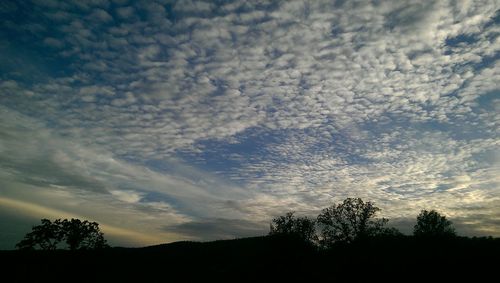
{"left": 0, "top": 0, "right": 499, "bottom": 249}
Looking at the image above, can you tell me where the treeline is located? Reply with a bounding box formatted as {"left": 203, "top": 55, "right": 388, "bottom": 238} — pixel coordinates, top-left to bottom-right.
{"left": 269, "top": 197, "right": 457, "bottom": 247}
{"left": 13, "top": 197, "right": 476, "bottom": 251}
{"left": 5, "top": 198, "right": 500, "bottom": 281}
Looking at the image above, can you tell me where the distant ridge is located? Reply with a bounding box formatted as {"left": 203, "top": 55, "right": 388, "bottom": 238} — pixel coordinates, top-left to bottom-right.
{"left": 2, "top": 235, "right": 499, "bottom": 282}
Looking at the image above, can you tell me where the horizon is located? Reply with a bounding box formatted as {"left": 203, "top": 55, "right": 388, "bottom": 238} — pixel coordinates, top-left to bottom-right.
{"left": 0, "top": 0, "right": 499, "bottom": 249}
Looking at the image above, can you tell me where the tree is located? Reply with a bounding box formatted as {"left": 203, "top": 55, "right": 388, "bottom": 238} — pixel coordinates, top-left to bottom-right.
{"left": 413, "top": 210, "right": 456, "bottom": 238}
{"left": 269, "top": 212, "right": 317, "bottom": 243}
{"left": 60, "top": 219, "right": 108, "bottom": 250}
{"left": 16, "top": 218, "right": 109, "bottom": 250}
{"left": 15, "top": 219, "right": 63, "bottom": 250}
{"left": 317, "top": 198, "right": 387, "bottom": 246}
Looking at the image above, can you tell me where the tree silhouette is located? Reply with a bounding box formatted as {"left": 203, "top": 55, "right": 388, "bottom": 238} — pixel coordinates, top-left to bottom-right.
{"left": 317, "top": 198, "right": 387, "bottom": 246}
{"left": 16, "top": 218, "right": 108, "bottom": 250}
{"left": 15, "top": 219, "right": 63, "bottom": 250}
{"left": 413, "top": 210, "right": 456, "bottom": 238}
{"left": 60, "top": 219, "right": 108, "bottom": 250}
{"left": 269, "top": 212, "right": 317, "bottom": 243}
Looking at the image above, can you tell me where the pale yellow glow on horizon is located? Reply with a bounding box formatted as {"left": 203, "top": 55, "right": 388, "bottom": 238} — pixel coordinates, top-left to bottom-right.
{"left": 0, "top": 197, "right": 183, "bottom": 247}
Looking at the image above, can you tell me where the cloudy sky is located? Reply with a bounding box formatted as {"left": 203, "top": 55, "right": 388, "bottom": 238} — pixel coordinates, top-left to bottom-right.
{"left": 0, "top": 0, "right": 499, "bottom": 249}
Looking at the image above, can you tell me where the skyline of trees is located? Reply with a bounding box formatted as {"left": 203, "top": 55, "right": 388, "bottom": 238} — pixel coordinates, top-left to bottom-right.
{"left": 13, "top": 199, "right": 467, "bottom": 250}
{"left": 270, "top": 197, "right": 458, "bottom": 247}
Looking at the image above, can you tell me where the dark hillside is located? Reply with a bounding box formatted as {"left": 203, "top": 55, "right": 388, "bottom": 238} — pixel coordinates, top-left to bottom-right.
{"left": 2, "top": 235, "right": 499, "bottom": 282}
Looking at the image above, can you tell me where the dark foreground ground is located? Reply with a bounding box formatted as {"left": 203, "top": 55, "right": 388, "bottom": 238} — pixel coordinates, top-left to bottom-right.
{"left": 1, "top": 235, "right": 499, "bottom": 282}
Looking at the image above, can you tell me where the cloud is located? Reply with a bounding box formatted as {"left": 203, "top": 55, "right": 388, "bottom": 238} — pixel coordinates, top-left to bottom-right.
{"left": 0, "top": 106, "right": 264, "bottom": 246}
{"left": 115, "top": 6, "right": 135, "bottom": 19}
{"left": 43, "top": 37, "right": 64, "bottom": 48}
{"left": 110, "top": 190, "right": 143, "bottom": 203}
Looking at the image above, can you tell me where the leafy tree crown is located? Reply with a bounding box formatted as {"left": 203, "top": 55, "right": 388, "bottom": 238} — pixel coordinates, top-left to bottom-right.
{"left": 413, "top": 210, "right": 456, "bottom": 238}
{"left": 269, "top": 212, "right": 318, "bottom": 243}
{"left": 316, "top": 198, "right": 388, "bottom": 245}
{"left": 16, "top": 218, "right": 109, "bottom": 250}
